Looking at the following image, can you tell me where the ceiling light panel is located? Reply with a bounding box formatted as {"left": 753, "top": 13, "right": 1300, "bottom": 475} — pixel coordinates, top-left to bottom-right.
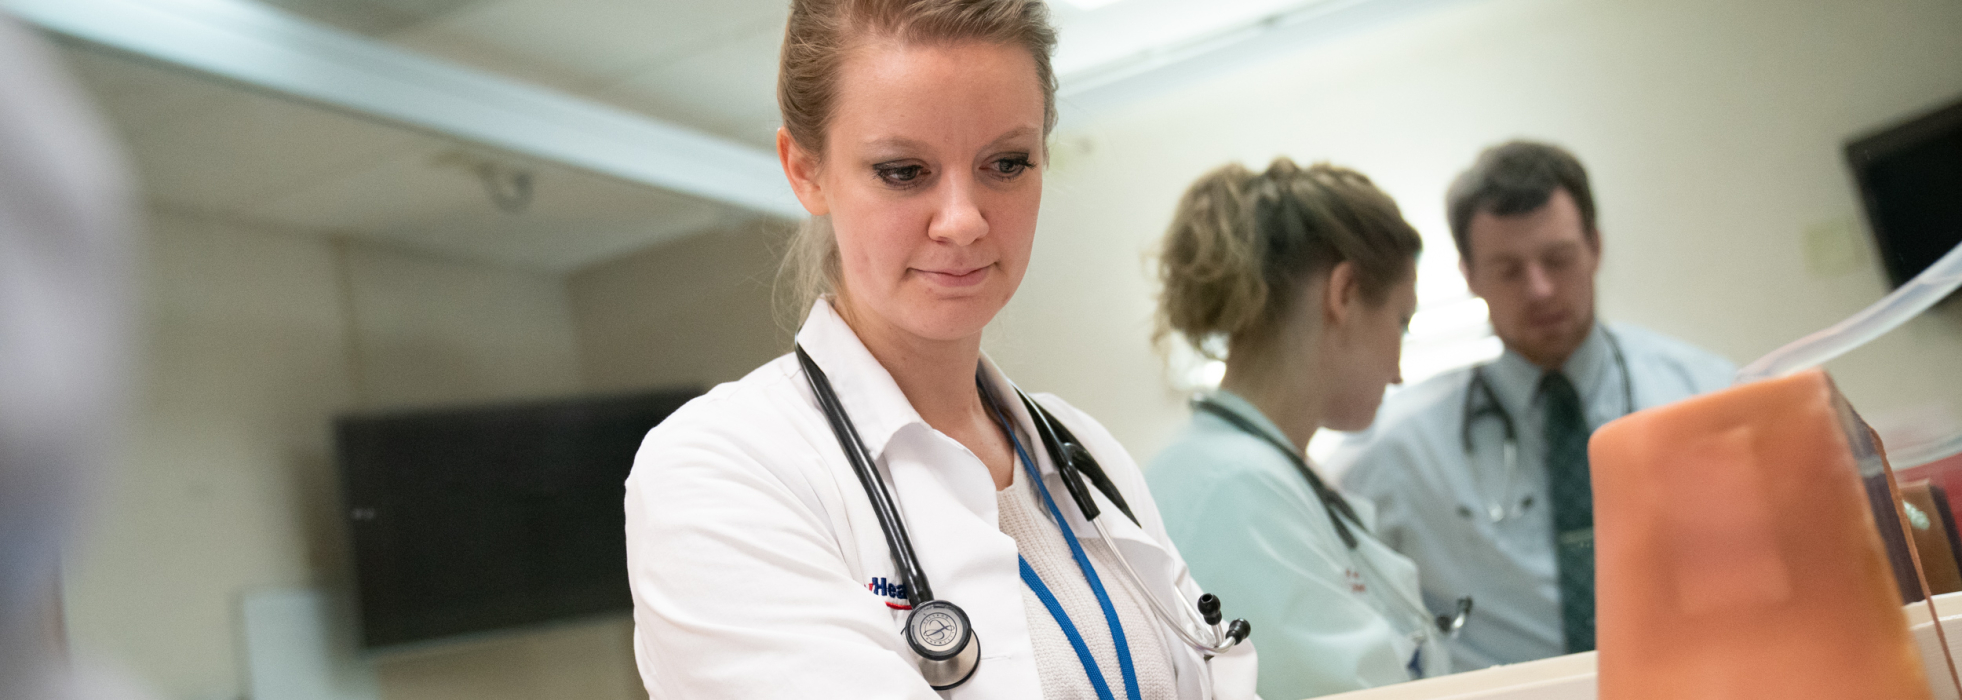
{"left": 1051, "top": 0, "right": 1339, "bottom": 78}
{"left": 393, "top": 0, "right": 789, "bottom": 90}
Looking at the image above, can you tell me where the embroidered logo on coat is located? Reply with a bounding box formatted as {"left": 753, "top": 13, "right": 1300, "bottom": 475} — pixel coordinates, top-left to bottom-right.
{"left": 867, "top": 577, "right": 911, "bottom": 609}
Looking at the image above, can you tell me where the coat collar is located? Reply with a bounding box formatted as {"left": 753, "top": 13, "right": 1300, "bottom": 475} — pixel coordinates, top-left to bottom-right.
{"left": 794, "top": 295, "right": 1175, "bottom": 566}
{"left": 792, "top": 298, "right": 1041, "bottom": 471}
{"left": 1195, "top": 390, "right": 1295, "bottom": 450}
{"left": 793, "top": 298, "right": 928, "bottom": 462}
{"left": 1487, "top": 323, "right": 1611, "bottom": 419}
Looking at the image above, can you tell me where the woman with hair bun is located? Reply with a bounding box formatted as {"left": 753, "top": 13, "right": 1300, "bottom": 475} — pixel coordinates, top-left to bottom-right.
{"left": 623, "top": 1, "right": 1258, "bottom": 698}
{"left": 1147, "top": 159, "right": 1447, "bottom": 699}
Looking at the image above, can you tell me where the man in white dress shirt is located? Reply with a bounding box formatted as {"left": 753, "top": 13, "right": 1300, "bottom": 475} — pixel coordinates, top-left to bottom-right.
{"left": 1332, "top": 141, "right": 1735, "bottom": 669}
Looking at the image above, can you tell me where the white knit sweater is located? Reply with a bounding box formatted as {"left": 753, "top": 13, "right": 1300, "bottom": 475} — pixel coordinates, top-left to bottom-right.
{"left": 997, "top": 466, "right": 1178, "bottom": 700}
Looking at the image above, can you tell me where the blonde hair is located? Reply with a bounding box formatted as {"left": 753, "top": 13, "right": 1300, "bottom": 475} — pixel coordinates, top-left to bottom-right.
{"left": 1155, "top": 158, "right": 1422, "bottom": 358}
{"left": 774, "top": 0, "right": 1060, "bottom": 326}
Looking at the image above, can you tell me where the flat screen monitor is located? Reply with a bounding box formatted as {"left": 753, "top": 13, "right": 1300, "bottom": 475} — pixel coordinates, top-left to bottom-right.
{"left": 336, "top": 388, "right": 700, "bottom": 649}
{"left": 1847, "top": 97, "right": 1962, "bottom": 289}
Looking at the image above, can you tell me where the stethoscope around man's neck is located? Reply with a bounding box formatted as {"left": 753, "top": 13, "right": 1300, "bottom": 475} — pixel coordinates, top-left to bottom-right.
{"left": 1460, "top": 327, "right": 1633, "bottom": 523}
{"left": 794, "top": 346, "right": 1250, "bottom": 691}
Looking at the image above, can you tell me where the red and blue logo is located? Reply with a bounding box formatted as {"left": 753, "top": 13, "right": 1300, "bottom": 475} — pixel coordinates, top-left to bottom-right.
{"left": 867, "top": 577, "right": 911, "bottom": 610}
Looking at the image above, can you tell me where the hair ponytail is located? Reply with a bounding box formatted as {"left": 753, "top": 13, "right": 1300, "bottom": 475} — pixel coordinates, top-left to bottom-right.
{"left": 1153, "top": 163, "right": 1259, "bottom": 358}
{"left": 1155, "top": 158, "right": 1422, "bottom": 358}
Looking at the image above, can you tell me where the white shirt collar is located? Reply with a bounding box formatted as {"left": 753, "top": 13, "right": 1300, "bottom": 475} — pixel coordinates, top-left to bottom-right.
{"left": 793, "top": 298, "right": 925, "bottom": 461}
{"left": 1486, "top": 323, "right": 1612, "bottom": 417}
{"left": 792, "top": 298, "right": 1033, "bottom": 463}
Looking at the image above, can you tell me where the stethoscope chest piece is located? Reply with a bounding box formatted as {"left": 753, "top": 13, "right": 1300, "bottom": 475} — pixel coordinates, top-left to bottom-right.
{"left": 906, "top": 600, "right": 980, "bottom": 689}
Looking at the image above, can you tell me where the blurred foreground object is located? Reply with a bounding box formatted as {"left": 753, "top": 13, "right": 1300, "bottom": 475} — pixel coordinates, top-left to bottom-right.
{"left": 1591, "top": 370, "right": 1934, "bottom": 699}
{"left": 1585, "top": 238, "right": 1962, "bottom": 698}
{"left": 0, "top": 11, "right": 139, "bottom": 700}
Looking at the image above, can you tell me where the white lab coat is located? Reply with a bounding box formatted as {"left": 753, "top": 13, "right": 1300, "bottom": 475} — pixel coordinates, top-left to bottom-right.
{"left": 1331, "top": 323, "right": 1734, "bottom": 669}
{"left": 1148, "top": 392, "right": 1448, "bottom": 700}
{"left": 624, "top": 300, "right": 1259, "bottom": 699}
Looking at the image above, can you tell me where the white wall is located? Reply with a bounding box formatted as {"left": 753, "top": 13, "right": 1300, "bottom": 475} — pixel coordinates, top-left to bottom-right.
{"left": 991, "top": 0, "right": 1962, "bottom": 460}
{"left": 64, "top": 211, "right": 357, "bottom": 700}
{"left": 61, "top": 209, "right": 637, "bottom": 700}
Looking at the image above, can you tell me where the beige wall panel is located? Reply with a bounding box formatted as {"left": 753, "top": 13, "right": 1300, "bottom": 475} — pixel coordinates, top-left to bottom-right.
{"left": 64, "top": 210, "right": 355, "bottom": 700}
{"left": 568, "top": 222, "right": 793, "bottom": 393}
{"left": 63, "top": 209, "right": 615, "bottom": 700}
{"left": 339, "top": 244, "right": 584, "bottom": 411}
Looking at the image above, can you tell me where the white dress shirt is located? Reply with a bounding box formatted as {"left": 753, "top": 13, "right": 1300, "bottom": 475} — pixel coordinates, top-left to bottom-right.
{"left": 1331, "top": 323, "right": 1734, "bottom": 669}
{"left": 998, "top": 464, "right": 1178, "bottom": 700}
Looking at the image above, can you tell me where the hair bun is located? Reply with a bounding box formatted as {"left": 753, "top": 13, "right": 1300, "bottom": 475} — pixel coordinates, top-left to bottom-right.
{"left": 1155, "top": 157, "right": 1423, "bottom": 358}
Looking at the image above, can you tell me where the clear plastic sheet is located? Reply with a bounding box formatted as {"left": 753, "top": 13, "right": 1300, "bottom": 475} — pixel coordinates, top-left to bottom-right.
{"left": 1737, "top": 239, "right": 1962, "bottom": 697}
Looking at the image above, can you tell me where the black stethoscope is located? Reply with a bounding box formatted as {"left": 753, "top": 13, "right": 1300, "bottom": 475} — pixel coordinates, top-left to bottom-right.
{"left": 1459, "top": 328, "right": 1633, "bottom": 523}
{"left": 1193, "top": 399, "right": 1365, "bottom": 550}
{"left": 795, "top": 346, "right": 1251, "bottom": 691}
{"left": 1193, "top": 398, "right": 1474, "bottom": 642}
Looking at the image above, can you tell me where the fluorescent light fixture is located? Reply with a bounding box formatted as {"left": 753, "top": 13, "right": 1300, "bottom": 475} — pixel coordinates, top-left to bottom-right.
{"left": 1053, "top": 0, "right": 1351, "bottom": 94}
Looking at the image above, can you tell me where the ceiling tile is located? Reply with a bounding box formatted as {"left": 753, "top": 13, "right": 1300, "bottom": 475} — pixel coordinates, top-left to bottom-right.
{"left": 243, "top": 145, "right": 738, "bottom": 271}
{"left": 385, "top": 22, "right": 596, "bottom": 95}
{"left": 598, "top": 25, "right": 784, "bottom": 149}
{"left": 57, "top": 43, "right": 236, "bottom": 141}
{"left": 392, "top": 0, "right": 789, "bottom": 91}
{"left": 252, "top": 0, "right": 490, "bottom": 35}
{"left": 121, "top": 87, "right": 425, "bottom": 214}
{"left": 1050, "top": 0, "right": 1322, "bottom": 75}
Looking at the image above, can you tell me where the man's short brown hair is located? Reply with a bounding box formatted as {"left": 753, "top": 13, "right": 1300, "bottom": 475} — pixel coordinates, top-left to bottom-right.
{"left": 1446, "top": 140, "right": 1598, "bottom": 264}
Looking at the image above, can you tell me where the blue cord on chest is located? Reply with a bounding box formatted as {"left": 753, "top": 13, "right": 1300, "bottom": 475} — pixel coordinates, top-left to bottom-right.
{"left": 991, "top": 398, "right": 1141, "bottom": 700}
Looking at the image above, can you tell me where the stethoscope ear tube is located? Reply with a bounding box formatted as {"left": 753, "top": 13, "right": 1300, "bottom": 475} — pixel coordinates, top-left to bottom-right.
{"left": 1459, "top": 328, "right": 1635, "bottom": 524}
{"left": 1085, "top": 514, "right": 1250, "bottom": 655}
{"left": 1016, "top": 385, "right": 1140, "bottom": 526}
{"left": 1011, "top": 386, "right": 1102, "bottom": 522}
{"left": 797, "top": 346, "right": 981, "bottom": 689}
{"left": 1193, "top": 398, "right": 1362, "bottom": 550}
{"left": 796, "top": 346, "right": 934, "bottom": 604}
{"left": 1435, "top": 597, "right": 1474, "bottom": 637}
{"left": 1017, "top": 387, "right": 1250, "bottom": 655}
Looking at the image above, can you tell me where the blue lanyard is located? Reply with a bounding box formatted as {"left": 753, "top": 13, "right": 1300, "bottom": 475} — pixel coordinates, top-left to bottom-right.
{"left": 990, "top": 397, "right": 1141, "bottom": 700}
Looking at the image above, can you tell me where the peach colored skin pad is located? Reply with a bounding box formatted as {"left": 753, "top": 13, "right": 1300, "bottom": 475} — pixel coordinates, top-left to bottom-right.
{"left": 1590, "top": 369, "right": 1930, "bottom": 699}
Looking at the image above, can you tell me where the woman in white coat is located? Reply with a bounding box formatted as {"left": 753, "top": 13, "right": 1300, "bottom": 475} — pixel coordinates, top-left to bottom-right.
{"left": 623, "top": 1, "right": 1257, "bottom": 698}
{"left": 1145, "top": 160, "right": 1446, "bottom": 699}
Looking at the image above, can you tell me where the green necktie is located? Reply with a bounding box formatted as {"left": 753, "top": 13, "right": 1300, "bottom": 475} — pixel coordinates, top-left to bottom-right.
{"left": 1541, "top": 371, "right": 1595, "bottom": 653}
